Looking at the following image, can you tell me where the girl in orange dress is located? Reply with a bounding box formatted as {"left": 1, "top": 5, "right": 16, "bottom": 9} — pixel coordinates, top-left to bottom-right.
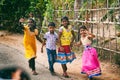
{"left": 20, "top": 18, "right": 42, "bottom": 75}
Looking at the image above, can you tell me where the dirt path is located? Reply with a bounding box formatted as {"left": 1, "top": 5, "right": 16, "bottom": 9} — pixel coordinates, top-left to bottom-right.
{"left": 0, "top": 31, "right": 120, "bottom": 80}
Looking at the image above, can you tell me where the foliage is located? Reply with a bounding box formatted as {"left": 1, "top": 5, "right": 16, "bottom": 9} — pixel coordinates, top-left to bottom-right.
{"left": 0, "top": 0, "right": 30, "bottom": 33}
{"left": 44, "top": 0, "right": 54, "bottom": 22}
{"left": 114, "top": 54, "right": 120, "bottom": 65}
{"left": 28, "top": 0, "right": 48, "bottom": 33}
{"left": 0, "top": 0, "right": 47, "bottom": 33}
{"left": 101, "top": 0, "right": 119, "bottom": 22}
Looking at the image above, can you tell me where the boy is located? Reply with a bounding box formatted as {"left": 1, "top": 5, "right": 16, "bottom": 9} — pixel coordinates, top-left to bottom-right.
{"left": 41, "top": 22, "right": 58, "bottom": 75}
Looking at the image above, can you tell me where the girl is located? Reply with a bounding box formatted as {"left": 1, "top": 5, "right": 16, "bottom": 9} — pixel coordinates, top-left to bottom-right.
{"left": 76, "top": 25, "right": 101, "bottom": 80}
{"left": 19, "top": 18, "right": 43, "bottom": 75}
{"left": 56, "top": 16, "right": 76, "bottom": 78}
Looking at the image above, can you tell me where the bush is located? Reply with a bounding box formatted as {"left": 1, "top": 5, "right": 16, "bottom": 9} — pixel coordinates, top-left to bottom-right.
{"left": 114, "top": 54, "right": 120, "bottom": 65}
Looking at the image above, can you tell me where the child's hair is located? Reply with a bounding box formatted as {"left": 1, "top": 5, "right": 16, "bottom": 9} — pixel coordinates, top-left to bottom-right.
{"left": 78, "top": 25, "right": 87, "bottom": 41}
{"left": 0, "top": 66, "right": 30, "bottom": 80}
{"left": 28, "top": 18, "right": 36, "bottom": 32}
{"left": 61, "top": 16, "right": 70, "bottom": 26}
{"left": 61, "top": 16, "right": 69, "bottom": 22}
{"left": 79, "top": 25, "right": 87, "bottom": 30}
{"left": 28, "top": 18, "right": 35, "bottom": 23}
{"left": 48, "top": 22, "right": 56, "bottom": 27}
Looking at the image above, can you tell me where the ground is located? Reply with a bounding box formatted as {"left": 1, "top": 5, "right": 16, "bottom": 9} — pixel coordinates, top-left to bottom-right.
{"left": 0, "top": 31, "right": 120, "bottom": 80}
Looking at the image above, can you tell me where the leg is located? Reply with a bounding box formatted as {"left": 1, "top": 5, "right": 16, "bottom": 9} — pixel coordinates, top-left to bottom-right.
{"left": 61, "top": 64, "right": 67, "bottom": 73}
{"left": 28, "top": 58, "right": 32, "bottom": 69}
{"left": 28, "top": 58, "right": 38, "bottom": 75}
{"left": 31, "top": 58, "right": 35, "bottom": 71}
{"left": 61, "top": 64, "right": 69, "bottom": 78}
{"left": 28, "top": 58, "right": 33, "bottom": 69}
{"left": 46, "top": 49, "right": 54, "bottom": 72}
{"left": 51, "top": 50, "right": 57, "bottom": 72}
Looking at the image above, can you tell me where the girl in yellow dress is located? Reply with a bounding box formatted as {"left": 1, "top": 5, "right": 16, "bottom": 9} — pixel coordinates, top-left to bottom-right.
{"left": 56, "top": 16, "right": 76, "bottom": 78}
{"left": 19, "top": 18, "right": 42, "bottom": 75}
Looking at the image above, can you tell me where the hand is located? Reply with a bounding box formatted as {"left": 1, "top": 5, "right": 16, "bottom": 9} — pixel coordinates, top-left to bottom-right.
{"left": 41, "top": 48, "right": 43, "bottom": 53}
{"left": 19, "top": 18, "right": 25, "bottom": 23}
{"left": 85, "top": 30, "right": 89, "bottom": 34}
{"left": 59, "top": 46, "right": 64, "bottom": 51}
{"left": 70, "top": 42, "right": 73, "bottom": 48}
{"left": 74, "top": 43, "right": 78, "bottom": 46}
{"left": 74, "top": 42, "right": 80, "bottom": 47}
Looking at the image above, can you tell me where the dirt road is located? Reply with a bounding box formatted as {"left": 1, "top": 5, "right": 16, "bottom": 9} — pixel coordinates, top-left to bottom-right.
{"left": 0, "top": 31, "right": 120, "bottom": 80}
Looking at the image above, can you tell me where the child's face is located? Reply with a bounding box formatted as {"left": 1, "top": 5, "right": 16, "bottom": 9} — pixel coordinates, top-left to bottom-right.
{"left": 12, "top": 69, "right": 22, "bottom": 80}
{"left": 49, "top": 26, "right": 55, "bottom": 33}
{"left": 80, "top": 28, "right": 87, "bottom": 36}
{"left": 28, "top": 20, "right": 34, "bottom": 27}
{"left": 62, "top": 19, "right": 69, "bottom": 27}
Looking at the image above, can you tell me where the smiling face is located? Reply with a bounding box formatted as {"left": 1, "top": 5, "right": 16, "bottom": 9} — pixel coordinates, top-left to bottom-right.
{"left": 48, "top": 26, "right": 55, "bottom": 33}
{"left": 61, "top": 19, "right": 69, "bottom": 27}
{"left": 28, "top": 19, "right": 34, "bottom": 27}
{"left": 80, "top": 28, "right": 87, "bottom": 37}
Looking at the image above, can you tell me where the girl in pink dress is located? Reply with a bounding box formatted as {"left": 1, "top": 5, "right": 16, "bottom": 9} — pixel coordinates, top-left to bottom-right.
{"left": 76, "top": 25, "right": 101, "bottom": 80}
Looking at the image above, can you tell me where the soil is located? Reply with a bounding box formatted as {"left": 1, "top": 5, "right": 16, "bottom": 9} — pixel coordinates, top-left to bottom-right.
{"left": 0, "top": 31, "right": 120, "bottom": 80}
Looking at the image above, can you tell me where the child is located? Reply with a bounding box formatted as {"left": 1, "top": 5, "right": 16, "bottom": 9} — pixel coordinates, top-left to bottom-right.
{"left": 19, "top": 18, "right": 43, "bottom": 75}
{"left": 76, "top": 25, "right": 101, "bottom": 80}
{"left": 56, "top": 16, "right": 76, "bottom": 78}
{"left": 0, "top": 66, "right": 30, "bottom": 80}
{"left": 41, "top": 22, "right": 58, "bottom": 75}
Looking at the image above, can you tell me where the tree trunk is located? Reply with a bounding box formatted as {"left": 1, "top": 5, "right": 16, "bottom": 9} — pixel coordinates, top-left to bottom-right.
{"left": 74, "top": 0, "right": 82, "bottom": 19}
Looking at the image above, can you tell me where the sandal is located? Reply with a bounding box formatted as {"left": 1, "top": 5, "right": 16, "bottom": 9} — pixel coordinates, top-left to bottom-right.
{"left": 63, "top": 73, "right": 70, "bottom": 78}
{"left": 32, "top": 71, "right": 38, "bottom": 75}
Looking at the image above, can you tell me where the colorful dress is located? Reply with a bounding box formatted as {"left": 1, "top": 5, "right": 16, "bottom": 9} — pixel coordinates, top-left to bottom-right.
{"left": 23, "top": 25, "right": 38, "bottom": 59}
{"left": 56, "top": 25, "right": 76, "bottom": 64}
{"left": 81, "top": 36, "right": 101, "bottom": 78}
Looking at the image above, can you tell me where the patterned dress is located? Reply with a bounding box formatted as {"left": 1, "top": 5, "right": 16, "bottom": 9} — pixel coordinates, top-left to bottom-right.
{"left": 56, "top": 25, "right": 76, "bottom": 64}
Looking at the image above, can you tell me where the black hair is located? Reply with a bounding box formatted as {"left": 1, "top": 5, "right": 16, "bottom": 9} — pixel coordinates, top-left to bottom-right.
{"left": 0, "top": 66, "right": 30, "bottom": 80}
{"left": 78, "top": 25, "right": 87, "bottom": 41}
{"left": 61, "top": 16, "right": 70, "bottom": 26}
{"left": 79, "top": 25, "right": 87, "bottom": 30}
{"left": 48, "top": 22, "right": 56, "bottom": 27}
{"left": 28, "top": 18, "right": 35, "bottom": 23}
{"left": 28, "top": 18, "right": 36, "bottom": 32}
{"left": 61, "top": 16, "right": 69, "bottom": 21}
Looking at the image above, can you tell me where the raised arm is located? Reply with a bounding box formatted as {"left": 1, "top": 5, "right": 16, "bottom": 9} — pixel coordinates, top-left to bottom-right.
{"left": 86, "top": 30, "right": 95, "bottom": 40}
{"left": 77, "top": 40, "right": 82, "bottom": 46}
{"left": 19, "top": 18, "right": 25, "bottom": 29}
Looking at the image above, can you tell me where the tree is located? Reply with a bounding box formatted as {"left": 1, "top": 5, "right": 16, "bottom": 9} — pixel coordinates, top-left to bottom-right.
{"left": 0, "top": 0, "right": 47, "bottom": 33}
{"left": 0, "top": 0, "right": 30, "bottom": 33}
{"left": 23, "top": 0, "right": 47, "bottom": 34}
{"left": 74, "top": 0, "right": 82, "bottom": 19}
